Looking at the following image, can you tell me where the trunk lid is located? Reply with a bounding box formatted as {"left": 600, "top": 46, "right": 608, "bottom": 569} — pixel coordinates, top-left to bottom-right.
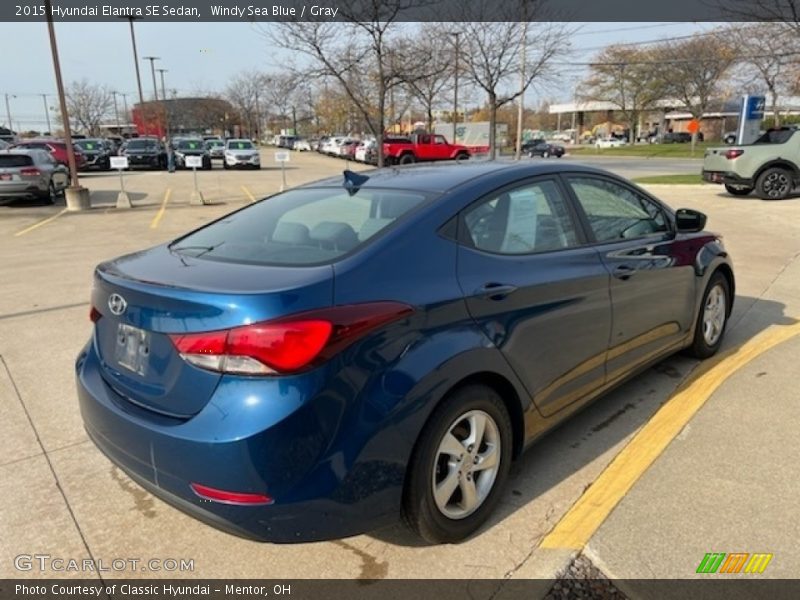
{"left": 92, "top": 244, "right": 333, "bottom": 418}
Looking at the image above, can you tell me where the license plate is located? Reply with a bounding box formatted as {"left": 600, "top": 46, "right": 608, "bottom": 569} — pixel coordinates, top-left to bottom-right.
{"left": 0, "top": 174, "right": 11, "bottom": 181}
{"left": 114, "top": 323, "right": 150, "bottom": 376}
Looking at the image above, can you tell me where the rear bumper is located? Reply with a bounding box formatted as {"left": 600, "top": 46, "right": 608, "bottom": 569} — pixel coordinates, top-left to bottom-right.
{"left": 75, "top": 339, "right": 400, "bottom": 542}
{"left": 702, "top": 170, "right": 754, "bottom": 187}
{"left": 0, "top": 183, "right": 46, "bottom": 197}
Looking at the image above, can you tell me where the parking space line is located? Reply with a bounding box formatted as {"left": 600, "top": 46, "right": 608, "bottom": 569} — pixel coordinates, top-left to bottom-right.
{"left": 241, "top": 185, "right": 256, "bottom": 203}
{"left": 13, "top": 208, "right": 68, "bottom": 237}
{"left": 150, "top": 188, "right": 172, "bottom": 229}
{"left": 539, "top": 320, "right": 800, "bottom": 551}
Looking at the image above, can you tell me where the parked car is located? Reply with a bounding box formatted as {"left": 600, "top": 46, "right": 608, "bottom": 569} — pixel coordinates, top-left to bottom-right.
{"left": 293, "top": 139, "right": 312, "bottom": 152}
{"left": 0, "top": 139, "right": 10, "bottom": 150}
{"left": 0, "top": 149, "right": 69, "bottom": 204}
{"left": 661, "top": 131, "right": 704, "bottom": 144}
{"left": 119, "top": 137, "right": 167, "bottom": 170}
{"left": 173, "top": 139, "right": 212, "bottom": 170}
{"left": 205, "top": 139, "right": 225, "bottom": 160}
{"left": 702, "top": 126, "right": 800, "bottom": 199}
{"left": 12, "top": 139, "right": 87, "bottom": 171}
{"left": 355, "top": 139, "right": 376, "bottom": 163}
{"left": 74, "top": 138, "right": 113, "bottom": 171}
{"left": 322, "top": 136, "right": 345, "bottom": 155}
{"left": 338, "top": 139, "right": 359, "bottom": 159}
{"left": 76, "top": 162, "right": 733, "bottom": 544}
{"left": 523, "top": 141, "right": 564, "bottom": 158}
{"left": 384, "top": 133, "right": 470, "bottom": 165}
{"left": 594, "top": 137, "right": 626, "bottom": 149}
{"left": 224, "top": 139, "right": 260, "bottom": 169}
{"left": 277, "top": 135, "right": 298, "bottom": 149}
{"left": 316, "top": 136, "right": 330, "bottom": 153}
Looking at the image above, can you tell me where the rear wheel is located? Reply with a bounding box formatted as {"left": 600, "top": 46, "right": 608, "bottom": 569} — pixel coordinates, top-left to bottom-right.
{"left": 455, "top": 152, "right": 469, "bottom": 163}
{"left": 686, "top": 271, "right": 730, "bottom": 359}
{"left": 542, "top": 150, "right": 550, "bottom": 158}
{"left": 724, "top": 184, "right": 753, "bottom": 196}
{"left": 403, "top": 384, "right": 512, "bottom": 544}
{"left": 399, "top": 153, "right": 416, "bottom": 165}
{"left": 755, "top": 167, "right": 793, "bottom": 200}
{"left": 39, "top": 181, "right": 57, "bottom": 205}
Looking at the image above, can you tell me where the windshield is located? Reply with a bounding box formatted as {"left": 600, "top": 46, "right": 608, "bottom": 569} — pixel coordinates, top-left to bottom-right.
{"left": 227, "top": 140, "right": 254, "bottom": 150}
{"left": 75, "top": 140, "right": 103, "bottom": 151}
{"left": 177, "top": 140, "right": 205, "bottom": 150}
{"left": 170, "top": 187, "right": 429, "bottom": 266}
{"left": 127, "top": 139, "right": 158, "bottom": 151}
{"left": 207, "top": 141, "right": 224, "bottom": 147}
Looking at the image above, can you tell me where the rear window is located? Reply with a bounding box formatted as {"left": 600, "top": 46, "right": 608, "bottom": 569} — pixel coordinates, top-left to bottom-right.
{"left": 170, "top": 187, "right": 429, "bottom": 266}
{"left": 753, "top": 129, "right": 796, "bottom": 144}
{"left": 0, "top": 155, "right": 34, "bottom": 167}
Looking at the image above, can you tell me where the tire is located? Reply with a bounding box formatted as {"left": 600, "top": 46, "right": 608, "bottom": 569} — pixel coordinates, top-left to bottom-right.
{"left": 40, "top": 181, "right": 57, "bottom": 205}
{"left": 724, "top": 184, "right": 753, "bottom": 196}
{"left": 755, "top": 167, "right": 793, "bottom": 200}
{"left": 403, "top": 384, "right": 512, "bottom": 544}
{"left": 223, "top": 161, "right": 229, "bottom": 170}
{"left": 542, "top": 150, "right": 550, "bottom": 158}
{"left": 455, "top": 152, "right": 469, "bottom": 163}
{"left": 399, "top": 153, "right": 416, "bottom": 165}
{"left": 686, "top": 271, "right": 730, "bottom": 359}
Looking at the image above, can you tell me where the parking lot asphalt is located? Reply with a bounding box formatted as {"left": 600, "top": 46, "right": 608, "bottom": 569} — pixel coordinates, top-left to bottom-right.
{"left": 1, "top": 150, "right": 798, "bottom": 587}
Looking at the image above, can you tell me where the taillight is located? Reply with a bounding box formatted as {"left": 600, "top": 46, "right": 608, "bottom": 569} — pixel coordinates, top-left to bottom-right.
{"left": 89, "top": 306, "right": 102, "bottom": 322}
{"left": 725, "top": 149, "right": 744, "bottom": 159}
{"left": 169, "top": 302, "right": 413, "bottom": 376}
{"left": 190, "top": 483, "right": 272, "bottom": 505}
{"left": 19, "top": 167, "right": 41, "bottom": 176}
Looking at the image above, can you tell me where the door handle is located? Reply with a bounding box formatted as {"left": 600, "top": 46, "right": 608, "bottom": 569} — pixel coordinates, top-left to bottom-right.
{"left": 612, "top": 265, "right": 636, "bottom": 280}
{"left": 475, "top": 283, "right": 518, "bottom": 300}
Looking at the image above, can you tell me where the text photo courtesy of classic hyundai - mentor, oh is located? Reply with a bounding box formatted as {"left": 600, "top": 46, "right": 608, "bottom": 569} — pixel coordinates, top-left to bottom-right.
{"left": 75, "top": 162, "right": 734, "bottom": 544}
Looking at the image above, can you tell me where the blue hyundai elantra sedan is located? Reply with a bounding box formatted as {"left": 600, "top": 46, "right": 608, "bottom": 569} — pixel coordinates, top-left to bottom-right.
{"left": 76, "top": 162, "right": 734, "bottom": 543}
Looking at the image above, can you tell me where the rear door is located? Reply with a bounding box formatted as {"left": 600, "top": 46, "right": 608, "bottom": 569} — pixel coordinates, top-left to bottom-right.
{"left": 563, "top": 174, "right": 696, "bottom": 385}
{"left": 456, "top": 177, "right": 612, "bottom": 417}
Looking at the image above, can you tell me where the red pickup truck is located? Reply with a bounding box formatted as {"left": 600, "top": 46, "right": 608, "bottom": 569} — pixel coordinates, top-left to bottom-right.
{"left": 384, "top": 134, "right": 470, "bottom": 165}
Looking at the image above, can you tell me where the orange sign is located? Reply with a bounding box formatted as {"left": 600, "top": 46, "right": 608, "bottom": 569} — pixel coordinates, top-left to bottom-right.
{"left": 687, "top": 120, "right": 700, "bottom": 134}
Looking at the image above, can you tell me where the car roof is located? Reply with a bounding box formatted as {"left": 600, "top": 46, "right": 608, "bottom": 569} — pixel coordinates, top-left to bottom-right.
{"left": 303, "top": 161, "right": 615, "bottom": 193}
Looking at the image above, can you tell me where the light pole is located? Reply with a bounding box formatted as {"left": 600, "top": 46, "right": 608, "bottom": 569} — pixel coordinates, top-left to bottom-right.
{"left": 41, "top": 94, "right": 52, "bottom": 134}
{"left": 120, "top": 93, "right": 129, "bottom": 134}
{"left": 156, "top": 68, "right": 170, "bottom": 139}
{"left": 121, "top": 16, "right": 145, "bottom": 105}
{"left": 44, "top": 0, "right": 89, "bottom": 208}
{"left": 4, "top": 94, "right": 15, "bottom": 134}
{"left": 143, "top": 56, "right": 160, "bottom": 102}
{"left": 450, "top": 31, "right": 461, "bottom": 144}
{"left": 111, "top": 91, "right": 121, "bottom": 133}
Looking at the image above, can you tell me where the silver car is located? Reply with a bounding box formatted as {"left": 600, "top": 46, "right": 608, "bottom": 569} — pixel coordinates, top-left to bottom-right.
{"left": 0, "top": 149, "right": 69, "bottom": 204}
{"left": 206, "top": 139, "right": 225, "bottom": 160}
{"left": 223, "top": 139, "right": 261, "bottom": 169}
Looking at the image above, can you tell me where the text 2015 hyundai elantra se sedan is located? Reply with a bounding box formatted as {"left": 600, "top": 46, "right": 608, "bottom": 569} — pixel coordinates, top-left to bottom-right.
{"left": 76, "top": 163, "right": 733, "bottom": 543}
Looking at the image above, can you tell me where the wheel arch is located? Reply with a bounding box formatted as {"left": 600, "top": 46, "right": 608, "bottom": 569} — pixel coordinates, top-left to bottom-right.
{"left": 753, "top": 159, "right": 800, "bottom": 183}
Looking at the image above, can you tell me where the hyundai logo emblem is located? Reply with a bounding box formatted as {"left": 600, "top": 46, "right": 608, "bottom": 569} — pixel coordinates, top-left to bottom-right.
{"left": 108, "top": 293, "right": 127, "bottom": 316}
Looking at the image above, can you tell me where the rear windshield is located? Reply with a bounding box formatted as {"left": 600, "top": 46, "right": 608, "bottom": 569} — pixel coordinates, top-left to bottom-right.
{"left": 0, "top": 155, "right": 34, "bottom": 167}
{"left": 753, "top": 129, "right": 796, "bottom": 144}
{"left": 170, "top": 187, "right": 429, "bottom": 266}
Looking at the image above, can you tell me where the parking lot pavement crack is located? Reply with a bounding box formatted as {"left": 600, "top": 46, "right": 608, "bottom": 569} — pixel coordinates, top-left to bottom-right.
{"left": 331, "top": 540, "right": 389, "bottom": 581}
{"left": 0, "top": 354, "right": 104, "bottom": 583}
{"left": 543, "top": 554, "right": 628, "bottom": 599}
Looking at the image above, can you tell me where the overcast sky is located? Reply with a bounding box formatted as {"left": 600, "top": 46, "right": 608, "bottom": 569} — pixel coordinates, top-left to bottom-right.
{"left": 0, "top": 21, "right": 716, "bottom": 131}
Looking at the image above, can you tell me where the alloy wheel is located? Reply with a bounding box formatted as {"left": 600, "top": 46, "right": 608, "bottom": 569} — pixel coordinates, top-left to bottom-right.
{"left": 702, "top": 284, "right": 726, "bottom": 346}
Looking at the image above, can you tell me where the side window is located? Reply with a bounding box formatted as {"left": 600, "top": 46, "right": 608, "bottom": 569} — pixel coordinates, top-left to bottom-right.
{"left": 463, "top": 179, "right": 579, "bottom": 255}
{"left": 567, "top": 177, "right": 668, "bottom": 242}
{"left": 434, "top": 135, "right": 447, "bottom": 145}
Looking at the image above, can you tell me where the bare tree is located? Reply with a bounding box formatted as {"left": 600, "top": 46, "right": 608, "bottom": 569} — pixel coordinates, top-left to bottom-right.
{"left": 225, "top": 70, "right": 265, "bottom": 138}
{"left": 655, "top": 32, "right": 737, "bottom": 148}
{"left": 61, "top": 79, "right": 113, "bottom": 135}
{"left": 457, "top": 13, "right": 570, "bottom": 159}
{"left": 724, "top": 23, "right": 800, "bottom": 127}
{"left": 715, "top": 0, "right": 800, "bottom": 32}
{"left": 401, "top": 24, "right": 454, "bottom": 131}
{"left": 580, "top": 45, "right": 666, "bottom": 143}
{"left": 261, "top": 72, "right": 300, "bottom": 133}
{"left": 265, "top": 1, "right": 430, "bottom": 167}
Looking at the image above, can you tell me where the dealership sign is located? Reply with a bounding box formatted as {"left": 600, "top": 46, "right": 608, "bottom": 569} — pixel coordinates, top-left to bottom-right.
{"left": 736, "top": 95, "right": 765, "bottom": 145}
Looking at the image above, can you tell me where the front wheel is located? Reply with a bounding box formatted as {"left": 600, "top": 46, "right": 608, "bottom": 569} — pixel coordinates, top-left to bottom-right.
{"left": 756, "top": 167, "right": 793, "bottom": 200}
{"left": 686, "top": 271, "right": 730, "bottom": 359}
{"left": 403, "top": 384, "right": 512, "bottom": 544}
{"left": 724, "top": 184, "right": 753, "bottom": 196}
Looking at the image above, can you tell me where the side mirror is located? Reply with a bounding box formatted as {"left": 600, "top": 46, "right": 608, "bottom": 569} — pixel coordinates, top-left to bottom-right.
{"left": 675, "top": 208, "right": 707, "bottom": 233}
